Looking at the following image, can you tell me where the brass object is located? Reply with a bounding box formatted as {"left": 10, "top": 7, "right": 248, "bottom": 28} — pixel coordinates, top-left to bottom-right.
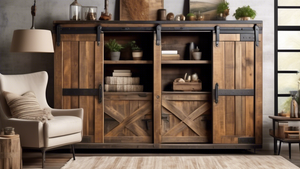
{"left": 174, "top": 14, "right": 185, "bottom": 21}
{"left": 166, "top": 13, "right": 174, "bottom": 20}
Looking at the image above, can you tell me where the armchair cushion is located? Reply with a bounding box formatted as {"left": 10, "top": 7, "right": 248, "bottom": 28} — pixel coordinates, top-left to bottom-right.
{"left": 3, "top": 91, "right": 53, "bottom": 122}
{"left": 45, "top": 116, "right": 82, "bottom": 138}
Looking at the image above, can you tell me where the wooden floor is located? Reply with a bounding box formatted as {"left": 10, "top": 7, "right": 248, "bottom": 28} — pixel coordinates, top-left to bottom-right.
{"left": 22, "top": 149, "right": 300, "bottom": 169}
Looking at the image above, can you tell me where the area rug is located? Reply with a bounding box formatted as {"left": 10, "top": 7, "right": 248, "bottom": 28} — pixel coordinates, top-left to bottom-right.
{"left": 61, "top": 155, "right": 299, "bottom": 169}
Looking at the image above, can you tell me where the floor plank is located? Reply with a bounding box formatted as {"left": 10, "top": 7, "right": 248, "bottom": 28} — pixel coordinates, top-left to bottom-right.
{"left": 22, "top": 149, "right": 300, "bottom": 169}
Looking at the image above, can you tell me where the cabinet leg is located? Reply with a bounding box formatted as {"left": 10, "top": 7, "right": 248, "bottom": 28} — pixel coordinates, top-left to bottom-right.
{"left": 278, "top": 141, "right": 281, "bottom": 155}
{"left": 274, "top": 139, "right": 277, "bottom": 155}
{"left": 289, "top": 143, "right": 291, "bottom": 159}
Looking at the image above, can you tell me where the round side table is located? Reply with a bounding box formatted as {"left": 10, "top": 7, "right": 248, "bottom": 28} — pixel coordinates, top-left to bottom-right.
{"left": 0, "top": 134, "right": 22, "bottom": 169}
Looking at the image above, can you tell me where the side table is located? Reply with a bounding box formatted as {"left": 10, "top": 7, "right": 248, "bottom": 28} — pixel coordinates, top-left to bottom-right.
{"left": 0, "top": 134, "right": 22, "bottom": 169}
{"left": 269, "top": 116, "right": 300, "bottom": 159}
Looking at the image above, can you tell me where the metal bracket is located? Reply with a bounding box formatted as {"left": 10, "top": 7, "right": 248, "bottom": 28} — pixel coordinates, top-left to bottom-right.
{"left": 254, "top": 24, "right": 259, "bottom": 47}
{"left": 142, "top": 119, "right": 152, "bottom": 130}
{"left": 161, "top": 113, "right": 169, "bottom": 122}
{"left": 215, "top": 25, "right": 220, "bottom": 47}
{"left": 98, "top": 84, "right": 102, "bottom": 103}
{"left": 96, "top": 25, "right": 102, "bottom": 46}
{"left": 56, "top": 24, "right": 62, "bottom": 46}
{"left": 218, "top": 89, "right": 254, "bottom": 96}
{"left": 62, "top": 84, "right": 102, "bottom": 103}
{"left": 156, "top": 24, "right": 161, "bottom": 46}
{"left": 238, "top": 137, "right": 255, "bottom": 144}
{"left": 138, "top": 93, "right": 147, "bottom": 97}
{"left": 240, "top": 34, "right": 255, "bottom": 41}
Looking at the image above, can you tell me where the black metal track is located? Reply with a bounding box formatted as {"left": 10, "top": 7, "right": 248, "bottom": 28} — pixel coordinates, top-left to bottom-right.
{"left": 278, "top": 26, "right": 300, "bottom": 30}
{"left": 278, "top": 70, "right": 299, "bottom": 73}
{"left": 278, "top": 50, "right": 300, "bottom": 52}
{"left": 278, "top": 6, "right": 300, "bottom": 8}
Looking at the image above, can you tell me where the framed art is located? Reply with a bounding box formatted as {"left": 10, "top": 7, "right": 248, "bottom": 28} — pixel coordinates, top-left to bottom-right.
{"left": 189, "top": 0, "right": 224, "bottom": 20}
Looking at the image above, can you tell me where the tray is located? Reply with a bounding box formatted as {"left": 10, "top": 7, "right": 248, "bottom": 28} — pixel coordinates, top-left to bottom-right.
{"left": 173, "top": 79, "right": 202, "bottom": 91}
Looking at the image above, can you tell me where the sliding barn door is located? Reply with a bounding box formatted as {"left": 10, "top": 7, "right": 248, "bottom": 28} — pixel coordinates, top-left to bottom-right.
{"left": 213, "top": 38, "right": 256, "bottom": 144}
{"left": 54, "top": 34, "right": 104, "bottom": 143}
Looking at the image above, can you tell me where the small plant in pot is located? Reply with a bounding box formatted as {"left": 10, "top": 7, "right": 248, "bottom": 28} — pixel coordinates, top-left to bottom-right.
{"left": 233, "top": 5, "right": 256, "bottom": 20}
{"left": 129, "top": 41, "right": 143, "bottom": 60}
{"left": 105, "top": 39, "right": 123, "bottom": 60}
{"left": 217, "top": 1, "right": 229, "bottom": 19}
{"left": 186, "top": 13, "right": 196, "bottom": 21}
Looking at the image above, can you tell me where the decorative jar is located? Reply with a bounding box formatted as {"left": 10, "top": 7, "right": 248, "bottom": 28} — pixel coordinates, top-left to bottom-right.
{"left": 70, "top": 0, "right": 82, "bottom": 20}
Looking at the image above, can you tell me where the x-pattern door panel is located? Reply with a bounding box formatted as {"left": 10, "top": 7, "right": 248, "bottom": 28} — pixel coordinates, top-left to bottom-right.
{"left": 161, "top": 94, "right": 211, "bottom": 143}
{"left": 104, "top": 94, "right": 152, "bottom": 143}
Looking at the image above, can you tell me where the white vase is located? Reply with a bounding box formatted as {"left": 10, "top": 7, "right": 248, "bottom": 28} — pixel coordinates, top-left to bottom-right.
{"left": 189, "top": 42, "right": 194, "bottom": 60}
{"left": 132, "top": 51, "right": 143, "bottom": 60}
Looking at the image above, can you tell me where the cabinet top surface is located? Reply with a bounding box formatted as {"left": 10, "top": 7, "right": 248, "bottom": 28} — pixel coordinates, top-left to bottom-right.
{"left": 269, "top": 116, "right": 300, "bottom": 121}
{"left": 53, "top": 20, "right": 263, "bottom": 26}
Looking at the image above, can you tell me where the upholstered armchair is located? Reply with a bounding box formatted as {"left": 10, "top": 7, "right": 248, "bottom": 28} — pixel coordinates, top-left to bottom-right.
{"left": 0, "top": 71, "right": 83, "bottom": 168}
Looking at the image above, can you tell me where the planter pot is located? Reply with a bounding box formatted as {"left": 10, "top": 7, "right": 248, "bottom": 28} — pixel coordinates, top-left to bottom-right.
{"left": 187, "top": 15, "right": 196, "bottom": 21}
{"left": 132, "top": 51, "right": 143, "bottom": 60}
{"left": 111, "top": 52, "right": 121, "bottom": 61}
{"left": 239, "top": 17, "right": 250, "bottom": 20}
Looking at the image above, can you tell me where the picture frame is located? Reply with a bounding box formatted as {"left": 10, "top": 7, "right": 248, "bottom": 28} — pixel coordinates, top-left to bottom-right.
{"left": 189, "top": 0, "right": 224, "bottom": 20}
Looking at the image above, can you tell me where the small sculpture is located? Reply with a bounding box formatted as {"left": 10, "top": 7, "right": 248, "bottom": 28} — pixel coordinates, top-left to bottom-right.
{"left": 99, "top": 0, "right": 112, "bottom": 20}
{"left": 166, "top": 13, "right": 174, "bottom": 21}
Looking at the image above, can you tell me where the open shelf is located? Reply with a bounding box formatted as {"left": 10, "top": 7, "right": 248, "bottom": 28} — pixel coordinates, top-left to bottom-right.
{"left": 104, "top": 60, "right": 153, "bottom": 64}
{"left": 161, "top": 60, "right": 211, "bottom": 64}
{"left": 162, "top": 91, "right": 211, "bottom": 94}
{"left": 269, "top": 134, "right": 300, "bottom": 143}
{"left": 104, "top": 92, "right": 152, "bottom": 95}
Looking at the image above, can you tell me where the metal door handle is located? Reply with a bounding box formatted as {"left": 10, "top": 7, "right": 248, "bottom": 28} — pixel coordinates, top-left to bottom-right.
{"left": 215, "top": 83, "right": 219, "bottom": 104}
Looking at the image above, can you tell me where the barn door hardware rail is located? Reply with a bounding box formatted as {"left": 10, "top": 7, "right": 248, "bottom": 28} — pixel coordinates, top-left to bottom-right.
{"left": 55, "top": 25, "right": 102, "bottom": 46}
{"left": 63, "top": 84, "right": 102, "bottom": 103}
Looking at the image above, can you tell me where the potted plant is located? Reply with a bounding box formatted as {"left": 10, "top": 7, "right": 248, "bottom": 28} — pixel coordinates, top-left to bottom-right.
{"left": 217, "top": 1, "right": 229, "bottom": 18}
{"left": 233, "top": 5, "right": 256, "bottom": 20}
{"left": 105, "top": 39, "right": 123, "bottom": 60}
{"left": 186, "top": 13, "right": 196, "bottom": 21}
{"left": 128, "top": 41, "right": 143, "bottom": 60}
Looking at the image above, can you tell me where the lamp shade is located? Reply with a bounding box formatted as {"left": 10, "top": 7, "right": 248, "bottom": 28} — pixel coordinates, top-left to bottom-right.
{"left": 10, "top": 29, "right": 54, "bottom": 53}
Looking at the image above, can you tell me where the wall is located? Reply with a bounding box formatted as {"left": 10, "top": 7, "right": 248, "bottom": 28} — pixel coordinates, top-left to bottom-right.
{"left": 0, "top": 0, "right": 274, "bottom": 149}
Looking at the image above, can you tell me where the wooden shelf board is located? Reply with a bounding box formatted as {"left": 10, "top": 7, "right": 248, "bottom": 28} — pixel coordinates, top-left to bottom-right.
{"left": 269, "top": 116, "right": 300, "bottom": 121}
{"left": 104, "top": 60, "right": 153, "bottom": 64}
{"left": 162, "top": 91, "right": 211, "bottom": 94}
{"left": 161, "top": 60, "right": 211, "bottom": 64}
{"left": 269, "top": 134, "right": 300, "bottom": 142}
{"left": 284, "top": 131, "right": 299, "bottom": 134}
{"left": 104, "top": 92, "right": 152, "bottom": 95}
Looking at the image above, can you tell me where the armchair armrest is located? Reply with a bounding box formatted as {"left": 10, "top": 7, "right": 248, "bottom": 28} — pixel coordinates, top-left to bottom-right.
{"left": 51, "top": 108, "right": 83, "bottom": 119}
{"left": 5, "top": 118, "right": 44, "bottom": 148}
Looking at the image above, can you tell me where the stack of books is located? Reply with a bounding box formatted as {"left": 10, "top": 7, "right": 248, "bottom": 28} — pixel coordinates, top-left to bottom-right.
{"left": 105, "top": 70, "right": 143, "bottom": 92}
{"left": 161, "top": 50, "right": 180, "bottom": 60}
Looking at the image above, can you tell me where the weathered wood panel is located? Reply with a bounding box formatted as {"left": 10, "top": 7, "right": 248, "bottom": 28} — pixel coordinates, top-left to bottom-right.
{"left": 153, "top": 33, "right": 161, "bottom": 145}
{"left": 161, "top": 94, "right": 211, "bottom": 143}
{"left": 95, "top": 34, "right": 104, "bottom": 143}
{"left": 63, "top": 42, "right": 71, "bottom": 109}
{"left": 255, "top": 34, "right": 263, "bottom": 145}
{"left": 213, "top": 39, "right": 256, "bottom": 144}
{"left": 104, "top": 94, "right": 153, "bottom": 143}
{"left": 54, "top": 41, "right": 63, "bottom": 109}
{"left": 213, "top": 42, "right": 226, "bottom": 143}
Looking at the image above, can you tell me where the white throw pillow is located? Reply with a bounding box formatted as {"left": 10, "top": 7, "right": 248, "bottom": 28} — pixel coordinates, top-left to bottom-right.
{"left": 3, "top": 91, "right": 53, "bottom": 122}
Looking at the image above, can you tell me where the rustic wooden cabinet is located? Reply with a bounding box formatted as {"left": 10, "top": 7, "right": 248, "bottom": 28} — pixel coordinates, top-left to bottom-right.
{"left": 53, "top": 21, "right": 262, "bottom": 149}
